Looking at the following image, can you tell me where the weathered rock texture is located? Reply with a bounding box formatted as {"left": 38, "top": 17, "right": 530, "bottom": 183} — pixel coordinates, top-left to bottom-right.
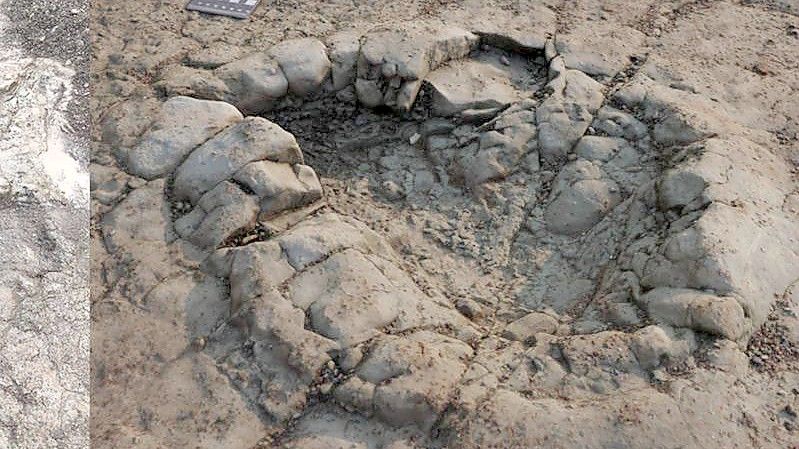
{"left": 92, "top": 2, "right": 799, "bottom": 449}
{"left": 0, "top": 1, "right": 89, "bottom": 447}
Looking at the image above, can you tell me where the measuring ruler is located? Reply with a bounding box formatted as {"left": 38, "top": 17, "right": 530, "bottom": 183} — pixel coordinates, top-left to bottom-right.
{"left": 186, "top": 0, "right": 261, "bottom": 19}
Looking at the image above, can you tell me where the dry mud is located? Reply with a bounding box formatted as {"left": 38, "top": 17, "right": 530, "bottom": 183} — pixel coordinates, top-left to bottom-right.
{"left": 91, "top": 1, "right": 799, "bottom": 448}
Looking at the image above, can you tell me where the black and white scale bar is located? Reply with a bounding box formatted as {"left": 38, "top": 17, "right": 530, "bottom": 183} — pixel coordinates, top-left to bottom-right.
{"left": 186, "top": 0, "right": 260, "bottom": 19}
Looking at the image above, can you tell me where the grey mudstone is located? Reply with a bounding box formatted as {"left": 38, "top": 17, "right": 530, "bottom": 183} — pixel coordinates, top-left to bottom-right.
{"left": 284, "top": 437, "right": 368, "bottom": 449}
{"left": 602, "top": 301, "right": 643, "bottom": 327}
{"left": 536, "top": 63, "right": 605, "bottom": 162}
{"left": 548, "top": 66, "right": 605, "bottom": 111}
{"left": 426, "top": 135, "right": 458, "bottom": 152}
{"left": 638, "top": 287, "right": 748, "bottom": 340}
{"left": 173, "top": 117, "right": 302, "bottom": 203}
{"left": 100, "top": 98, "right": 161, "bottom": 148}
{"left": 213, "top": 212, "right": 478, "bottom": 426}
{"left": 545, "top": 177, "right": 621, "bottom": 236}
{"left": 276, "top": 213, "right": 389, "bottom": 271}
{"left": 663, "top": 227, "right": 704, "bottom": 262}
{"left": 327, "top": 31, "right": 361, "bottom": 91}
{"left": 271, "top": 214, "right": 476, "bottom": 349}
{"left": 154, "top": 65, "right": 230, "bottom": 101}
{"left": 559, "top": 331, "right": 643, "bottom": 380}
{"left": 452, "top": 3, "right": 556, "bottom": 53}
{"left": 122, "top": 96, "right": 242, "bottom": 179}
{"left": 455, "top": 298, "right": 485, "bottom": 320}
{"left": 234, "top": 161, "right": 322, "bottom": 217}
{"left": 240, "top": 290, "right": 337, "bottom": 421}
{"left": 357, "top": 22, "right": 478, "bottom": 111}
{"left": 246, "top": 291, "right": 337, "bottom": 381}
{"left": 613, "top": 80, "right": 718, "bottom": 147}
{"left": 355, "top": 78, "right": 383, "bottom": 108}
{"left": 269, "top": 38, "right": 331, "bottom": 97}
{"left": 630, "top": 325, "right": 696, "bottom": 370}
{"left": 215, "top": 52, "right": 289, "bottom": 114}
{"left": 574, "top": 135, "right": 631, "bottom": 162}
{"left": 287, "top": 249, "right": 405, "bottom": 346}
{"left": 653, "top": 114, "right": 711, "bottom": 147}
{"left": 101, "top": 179, "right": 175, "bottom": 253}
{"left": 359, "top": 23, "right": 476, "bottom": 82}
{"left": 559, "top": 51, "right": 617, "bottom": 79}
{"left": 543, "top": 278, "right": 596, "bottom": 312}
{"left": 227, "top": 241, "right": 296, "bottom": 312}
{"left": 186, "top": 43, "right": 246, "bottom": 69}
{"left": 553, "top": 26, "right": 646, "bottom": 79}
{"left": 502, "top": 312, "right": 558, "bottom": 342}
{"left": 456, "top": 108, "right": 537, "bottom": 187}
{"left": 592, "top": 106, "right": 648, "bottom": 140}
{"left": 90, "top": 163, "right": 133, "bottom": 206}
{"left": 174, "top": 206, "right": 206, "bottom": 240}
{"left": 353, "top": 331, "right": 473, "bottom": 430}
{"left": 536, "top": 101, "right": 594, "bottom": 162}
{"left": 185, "top": 181, "right": 259, "bottom": 249}
{"left": 460, "top": 107, "right": 503, "bottom": 124}
{"left": 92, "top": 15, "right": 799, "bottom": 449}
{"left": 427, "top": 59, "right": 522, "bottom": 116}
{"left": 337, "top": 345, "right": 365, "bottom": 371}
{"left": 334, "top": 377, "right": 376, "bottom": 414}
{"left": 396, "top": 79, "right": 425, "bottom": 112}
{"left": 452, "top": 388, "right": 695, "bottom": 448}
{"left": 658, "top": 168, "right": 706, "bottom": 210}
{"left": 459, "top": 117, "right": 537, "bottom": 186}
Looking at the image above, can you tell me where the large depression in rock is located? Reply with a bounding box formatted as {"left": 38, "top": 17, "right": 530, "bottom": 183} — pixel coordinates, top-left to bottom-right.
{"left": 93, "top": 13, "right": 799, "bottom": 449}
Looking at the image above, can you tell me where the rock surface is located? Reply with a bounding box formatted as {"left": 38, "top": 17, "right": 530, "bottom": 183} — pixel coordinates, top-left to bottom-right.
{"left": 269, "top": 38, "right": 331, "bottom": 97}
{"left": 0, "top": 2, "right": 89, "bottom": 447}
{"left": 215, "top": 52, "right": 289, "bottom": 114}
{"left": 356, "top": 22, "right": 479, "bottom": 111}
{"left": 172, "top": 117, "right": 303, "bottom": 203}
{"left": 426, "top": 58, "right": 524, "bottom": 116}
{"left": 120, "top": 96, "right": 243, "bottom": 179}
{"left": 90, "top": 3, "right": 799, "bottom": 449}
